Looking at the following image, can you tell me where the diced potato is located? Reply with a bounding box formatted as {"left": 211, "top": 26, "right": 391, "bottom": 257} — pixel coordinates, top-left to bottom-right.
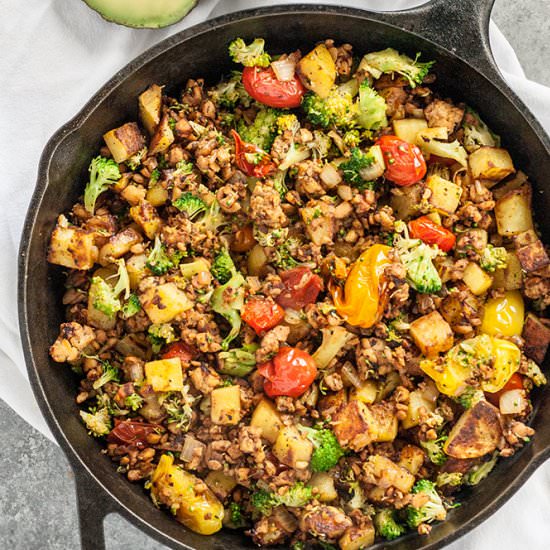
{"left": 205, "top": 471, "right": 237, "bottom": 501}
{"left": 349, "top": 380, "right": 378, "bottom": 405}
{"left": 358, "top": 145, "right": 385, "bottom": 181}
{"left": 319, "top": 389, "right": 348, "bottom": 419}
{"left": 389, "top": 184, "right": 423, "bottom": 220}
{"left": 339, "top": 521, "right": 375, "bottom": 550}
{"left": 426, "top": 174, "right": 463, "bottom": 215}
{"left": 250, "top": 398, "right": 283, "bottom": 444}
{"left": 495, "top": 185, "right": 534, "bottom": 236}
{"left": 365, "top": 455, "right": 415, "bottom": 493}
{"left": 273, "top": 425, "right": 313, "bottom": 469}
{"left": 332, "top": 400, "right": 372, "bottom": 451}
{"left": 145, "top": 357, "right": 183, "bottom": 392}
{"left": 140, "top": 282, "right": 193, "bottom": 324}
{"left": 492, "top": 251, "right": 523, "bottom": 290}
{"left": 426, "top": 211, "right": 442, "bottom": 225}
{"left": 310, "top": 472, "right": 338, "bottom": 503}
{"left": 98, "top": 227, "right": 142, "bottom": 266}
{"left": 368, "top": 402, "right": 398, "bottom": 443}
{"left": 516, "top": 239, "right": 550, "bottom": 273}
{"left": 415, "top": 126, "right": 448, "bottom": 143}
{"left": 463, "top": 262, "right": 493, "bottom": 295}
{"left": 146, "top": 184, "right": 169, "bottom": 207}
{"left": 444, "top": 400, "right": 503, "bottom": 459}
{"left": 296, "top": 44, "right": 336, "bottom": 98}
{"left": 439, "top": 289, "right": 479, "bottom": 332}
{"left": 48, "top": 225, "right": 98, "bottom": 270}
{"left": 398, "top": 445, "right": 425, "bottom": 475}
{"left": 522, "top": 313, "right": 550, "bottom": 364}
{"left": 126, "top": 253, "right": 149, "bottom": 289}
{"left": 129, "top": 200, "right": 162, "bottom": 240}
{"left": 493, "top": 170, "right": 528, "bottom": 200}
{"left": 301, "top": 201, "right": 335, "bottom": 246}
{"left": 87, "top": 277, "right": 116, "bottom": 331}
{"left": 469, "top": 146, "right": 515, "bottom": 181}
{"left": 401, "top": 381, "right": 438, "bottom": 429}
{"left": 393, "top": 118, "right": 428, "bottom": 144}
{"left": 409, "top": 311, "right": 454, "bottom": 357}
{"left": 103, "top": 122, "right": 145, "bottom": 163}
{"left": 139, "top": 84, "right": 163, "bottom": 135}
{"left": 148, "top": 114, "right": 175, "bottom": 156}
{"left": 211, "top": 385, "right": 241, "bottom": 425}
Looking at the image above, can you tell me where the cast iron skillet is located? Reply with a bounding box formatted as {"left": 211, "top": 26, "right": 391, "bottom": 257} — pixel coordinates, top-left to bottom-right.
{"left": 18, "top": 1, "right": 550, "bottom": 548}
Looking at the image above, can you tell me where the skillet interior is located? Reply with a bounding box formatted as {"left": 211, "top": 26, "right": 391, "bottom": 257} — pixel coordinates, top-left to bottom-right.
{"left": 19, "top": 5, "right": 550, "bottom": 549}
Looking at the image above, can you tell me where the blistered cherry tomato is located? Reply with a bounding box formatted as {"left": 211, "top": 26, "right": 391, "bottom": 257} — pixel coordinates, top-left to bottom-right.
{"left": 258, "top": 346, "right": 317, "bottom": 398}
{"left": 242, "top": 66, "right": 305, "bottom": 108}
{"left": 242, "top": 296, "right": 285, "bottom": 335}
{"left": 276, "top": 267, "right": 323, "bottom": 309}
{"left": 161, "top": 341, "right": 196, "bottom": 363}
{"left": 231, "top": 130, "right": 276, "bottom": 178}
{"left": 486, "top": 373, "right": 524, "bottom": 407}
{"left": 408, "top": 216, "right": 456, "bottom": 252}
{"left": 107, "top": 420, "right": 159, "bottom": 449}
{"left": 377, "top": 134, "right": 427, "bottom": 186}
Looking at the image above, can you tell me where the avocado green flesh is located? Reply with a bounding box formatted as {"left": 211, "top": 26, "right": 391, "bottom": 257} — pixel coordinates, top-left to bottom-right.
{"left": 83, "top": 0, "right": 197, "bottom": 28}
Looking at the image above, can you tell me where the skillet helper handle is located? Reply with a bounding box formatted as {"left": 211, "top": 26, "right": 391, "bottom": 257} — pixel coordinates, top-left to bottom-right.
{"left": 374, "top": 0, "right": 500, "bottom": 81}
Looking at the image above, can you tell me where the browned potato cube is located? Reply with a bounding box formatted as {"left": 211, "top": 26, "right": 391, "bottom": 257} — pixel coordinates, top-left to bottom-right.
{"left": 390, "top": 184, "right": 423, "bottom": 220}
{"left": 444, "top": 400, "right": 503, "bottom": 459}
{"left": 522, "top": 313, "right": 550, "bottom": 364}
{"left": 409, "top": 311, "right": 454, "bottom": 357}
{"left": 250, "top": 399, "right": 283, "bottom": 444}
{"left": 439, "top": 289, "right": 479, "bottom": 333}
{"left": 462, "top": 262, "right": 493, "bottom": 295}
{"left": 369, "top": 402, "right": 398, "bottom": 443}
{"left": 364, "top": 455, "right": 415, "bottom": 493}
{"left": 139, "top": 84, "right": 163, "bottom": 135}
{"left": 149, "top": 114, "right": 175, "bottom": 156}
{"left": 516, "top": 239, "right": 550, "bottom": 273}
{"left": 469, "top": 146, "right": 515, "bottom": 181}
{"left": 129, "top": 200, "right": 162, "bottom": 240}
{"left": 398, "top": 445, "right": 426, "bottom": 475}
{"left": 103, "top": 122, "right": 145, "bottom": 163}
{"left": 332, "top": 400, "right": 373, "bottom": 451}
{"left": 145, "top": 357, "right": 184, "bottom": 392}
{"left": 319, "top": 389, "right": 347, "bottom": 420}
{"left": 426, "top": 174, "right": 462, "bottom": 215}
{"left": 339, "top": 521, "right": 375, "bottom": 550}
{"left": 48, "top": 224, "right": 98, "bottom": 270}
{"left": 491, "top": 251, "right": 523, "bottom": 290}
{"left": 495, "top": 185, "right": 534, "bottom": 236}
{"left": 205, "top": 471, "right": 237, "bottom": 501}
{"left": 273, "top": 426, "right": 313, "bottom": 469}
{"left": 98, "top": 226, "right": 143, "bottom": 266}
{"left": 140, "top": 282, "right": 193, "bottom": 324}
{"left": 210, "top": 385, "right": 241, "bottom": 425}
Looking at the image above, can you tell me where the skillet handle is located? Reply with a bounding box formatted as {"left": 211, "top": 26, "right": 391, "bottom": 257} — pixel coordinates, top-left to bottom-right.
{"left": 374, "top": 0, "right": 500, "bottom": 81}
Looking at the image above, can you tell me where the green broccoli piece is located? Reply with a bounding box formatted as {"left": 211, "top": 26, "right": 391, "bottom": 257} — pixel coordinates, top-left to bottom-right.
{"left": 124, "top": 392, "right": 144, "bottom": 412}
{"left": 210, "top": 71, "right": 251, "bottom": 109}
{"left": 146, "top": 236, "right": 175, "bottom": 276}
{"left": 172, "top": 192, "right": 207, "bottom": 220}
{"left": 436, "top": 472, "right": 464, "bottom": 488}
{"left": 462, "top": 107, "right": 500, "bottom": 153}
{"left": 455, "top": 386, "right": 485, "bottom": 409}
{"left": 343, "top": 129, "right": 362, "bottom": 148}
{"left": 480, "top": 244, "right": 508, "bottom": 272}
{"left": 211, "top": 249, "right": 236, "bottom": 284}
{"left": 465, "top": 453, "right": 498, "bottom": 486}
{"left": 277, "top": 482, "right": 313, "bottom": 508}
{"left": 277, "top": 113, "right": 299, "bottom": 134}
{"left": 148, "top": 323, "right": 176, "bottom": 354}
{"left": 92, "top": 361, "right": 120, "bottom": 390}
{"left": 272, "top": 170, "right": 288, "bottom": 199}
{"left": 301, "top": 426, "right": 345, "bottom": 472}
{"left": 356, "top": 80, "right": 388, "bottom": 130}
{"left": 340, "top": 147, "right": 375, "bottom": 185}
{"left": 406, "top": 479, "right": 447, "bottom": 528}
{"left": 308, "top": 130, "right": 332, "bottom": 160}
{"left": 523, "top": 359, "right": 548, "bottom": 386}
{"left": 227, "top": 502, "right": 246, "bottom": 528}
{"left": 228, "top": 37, "right": 271, "bottom": 67}
{"left": 360, "top": 48, "right": 434, "bottom": 88}
{"left": 218, "top": 343, "right": 259, "bottom": 377}
{"left": 250, "top": 489, "right": 276, "bottom": 516}
{"left": 374, "top": 508, "right": 406, "bottom": 541}
{"left": 278, "top": 143, "right": 311, "bottom": 171}
{"left": 121, "top": 293, "right": 141, "bottom": 319}
{"left": 273, "top": 238, "right": 302, "bottom": 270}
{"left": 197, "top": 200, "right": 226, "bottom": 233}
{"left": 126, "top": 147, "right": 147, "bottom": 171}
{"left": 84, "top": 156, "right": 121, "bottom": 214}
{"left": 162, "top": 390, "right": 194, "bottom": 430}
{"left": 80, "top": 406, "right": 112, "bottom": 437}
{"left": 91, "top": 259, "right": 131, "bottom": 318}
{"left": 301, "top": 84, "right": 357, "bottom": 130}
{"left": 173, "top": 160, "right": 193, "bottom": 176}
{"left": 210, "top": 252, "right": 245, "bottom": 350}
{"left": 420, "top": 435, "right": 448, "bottom": 466}
{"left": 253, "top": 226, "right": 289, "bottom": 248}
{"left": 237, "top": 108, "right": 281, "bottom": 151}
{"left": 394, "top": 236, "right": 442, "bottom": 294}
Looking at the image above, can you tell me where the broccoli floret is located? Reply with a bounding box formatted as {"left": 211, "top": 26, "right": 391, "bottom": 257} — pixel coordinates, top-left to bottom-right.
{"left": 406, "top": 479, "right": 447, "bottom": 528}
{"left": 210, "top": 252, "right": 245, "bottom": 350}
{"left": 272, "top": 170, "right": 288, "bottom": 199}
{"left": 436, "top": 472, "right": 464, "bottom": 488}
{"left": 84, "top": 156, "right": 121, "bottom": 214}
{"left": 162, "top": 388, "right": 194, "bottom": 430}
{"left": 211, "top": 249, "right": 236, "bottom": 284}
{"left": 179, "top": 257, "right": 211, "bottom": 279}
{"left": 278, "top": 482, "right": 313, "bottom": 507}
{"left": 146, "top": 236, "right": 175, "bottom": 276}
{"left": 278, "top": 143, "right": 311, "bottom": 171}
{"left": 360, "top": 48, "right": 434, "bottom": 88}
{"left": 311, "top": 326, "right": 356, "bottom": 370}
{"left": 356, "top": 81, "right": 388, "bottom": 130}
{"left": 228, "top": 37, "right": 271, "bottom": 67}
{"left": 277, "top": 113, "right": 299, "bottom": 133}
{"left": 250, "top": 489, "right": 276, "bottom": 516}
{"left": 394, "top": 235, "right": 442, "bottom": 294}
{"left": 237, "top": 108, "right": 281, "bottom": 151}
{"left": 210, "top": 71, "right": 251, "bottom": 109}
{"left": 374, "top": 508, "right": 406, "bottom": 541}
{"left": 228, "top": 502, "right": 246, "bottom": 528}
{"left": 121, "top": 293, "right": 141, "bottom": 319}
{"left": 124, "top": 392, "right": 144, "bottom": 412}
{"left": 455, "top": 386, "right": 485, "bottom": 409}
{"left": 148, "top": 323, "right": 176, "bottom": 354}
{"left": 218, "top": 343, "right": 259, "bottom": 377}
{"left": 172, "top": 192, "right": 207, "bottom": 220}
{"left": 465, "top": 453, "right": 498, "bottom": 486}
{"left": 253, "top": 226, "right": 289, "bottom": 248}
{"left": 80, "top": 406, "right": 111, "bottom": 437}
{"left": 462, "top": 107, "right": 500, "bottom": 153}
{"left": 173, "top": 160, "right": 193, "bottom": 176}
{"left": 340, "top": 147, "right": 375, "bottom": 185}
{"left": 307, "top": 130, "right": 332, "bottom": 160}
{"left": 273, "top": 238, "right": 302, "bottom": 270}
{"left": 480, "top": 244, "right": 508, "bottom": 272}
{"left": 301, "top": 84, "right": 357, "bottom": 130}
{"left": 300, "top": 426, "right": 345, "bottom": 472}
{"left": 197, "top": 199, "right": 226, "bottom": 233}
{"left": 126, "top": 147, "right": 147, "bottom": 171}
{"left": 386, "top": 315, "right": 410, "bottom": 344}
{"left": 343, "top": 129, "right": 362, "bottom": 148}
{"left": 91, "top": 259, "right": 131, "bottom": 318}
{"left": 420, "top": 435, "right": 448, "bottom": 466}
{"left": 92, "top": 361, "right": 120, "bottom": 390}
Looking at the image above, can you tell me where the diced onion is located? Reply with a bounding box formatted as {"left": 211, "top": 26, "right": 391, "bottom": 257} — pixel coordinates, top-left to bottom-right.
{"left": 181, "top": 435, "right": 204, "bottom": 462}
{"left": 271, "top": 57, "right": 297, "bottom": 82}
{"left": 499, "top": 389, "right": 528, "bottom": 415}
{"left": 320, "top": 163, "right": 342, "bottom": 188}
{"left": 341, "top": 363, "right": 362, "bottom": 388}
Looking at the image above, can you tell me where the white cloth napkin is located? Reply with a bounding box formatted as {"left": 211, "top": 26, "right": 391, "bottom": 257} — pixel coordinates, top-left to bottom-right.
{"left": 1, "top": 0, "right": 550, "bottom": 546}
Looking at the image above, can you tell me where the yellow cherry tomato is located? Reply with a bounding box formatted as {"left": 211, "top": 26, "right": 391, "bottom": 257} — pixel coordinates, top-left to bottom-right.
{"left": 420, "top": 334, "right": 521, "bottom": 396}
{"left": 330, "top": 244, "right": 392, "bottom": 329}
{"left": 481, "top": 290, "right": 525, "bottom": 337}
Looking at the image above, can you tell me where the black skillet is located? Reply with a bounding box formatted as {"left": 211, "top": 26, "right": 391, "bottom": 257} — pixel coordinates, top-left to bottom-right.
{"left": 18, "top": 1, "right": 550, "bottom": 548}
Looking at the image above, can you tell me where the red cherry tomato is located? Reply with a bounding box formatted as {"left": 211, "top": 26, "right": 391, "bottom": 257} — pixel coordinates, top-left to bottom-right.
{"left": 376, "top": 134, "right": 427, "bottom": 186}
{"left": 231, "top": 129, "right": 276, "bottom": 178}
{"left": 242, "top": 66, "right": 305, "bottom": 108}
{"left": 107, "top": 420, "right": 159, "bottom": 449}
{"left": 486, "top": 373, "right": 524, "bottom": 407}
{"left": 408, "top": 216, "right": 456, "bottom": 252}
{"left": 242, "top": 296, "right": 285, "bottom": 335}
{"left": 161, "top": 341, "right": 196, "bottom": 363}
{"left": 276, "top": 267, "right": 323, "bottom": 309}
{"left": 258, "top": 346, "right": 317, "bottom": 398}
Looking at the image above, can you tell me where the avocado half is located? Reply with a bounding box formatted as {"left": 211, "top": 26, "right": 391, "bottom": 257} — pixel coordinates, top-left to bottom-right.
{"left": 83, "top": 0, "right": 198, "bottom": 29}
